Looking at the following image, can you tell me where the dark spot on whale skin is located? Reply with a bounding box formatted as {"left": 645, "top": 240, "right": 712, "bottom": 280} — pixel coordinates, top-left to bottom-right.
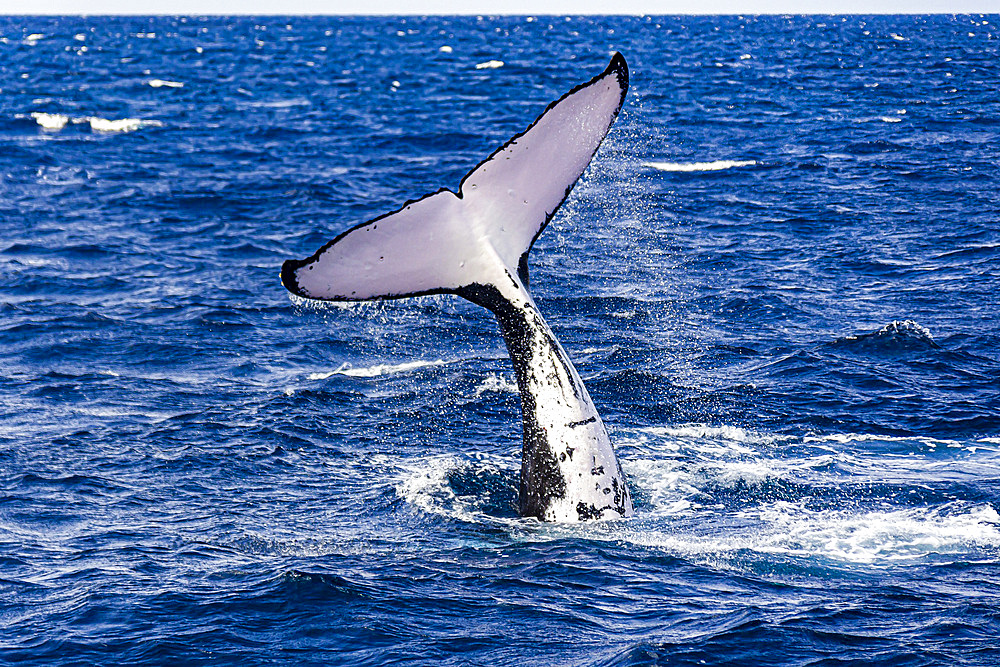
{"left": 576, "top": 502, "right": 603, "bottom": 521}
{"left": 565, "top": 447, "right": 574, "bottom": 461}
{"left": 610, "top": 477, "right": 629, "bottom": 513}
{"left": 567, "top": 416, "right": 596, "bottom": 429}
{"left": 591, "top": 466, "right": 604, "bottom": 476}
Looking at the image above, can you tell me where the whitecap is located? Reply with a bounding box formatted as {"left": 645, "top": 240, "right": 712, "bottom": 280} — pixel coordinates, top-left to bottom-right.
{"left": 643, "top": 159, "right": 757, "bottom": 172}
{"left": 475, "top": 60, "right": 504, "bottom": 70}
{"left": 308, "top": 359, "right": 447, "bottom": 380}
{"left": 30, "top": 112, "right": 69, "bottom": 130}
{"left": 439, "top": 45, "right": 453, "bottom": 53}
{"left": 148, "top": 79, "right": 184, "bottom": 88}
{"left": 88, "top": 116, "right": 163, "bottom": 133}
{"left": 839, "top": 319, "right": 935, "bottom": 344}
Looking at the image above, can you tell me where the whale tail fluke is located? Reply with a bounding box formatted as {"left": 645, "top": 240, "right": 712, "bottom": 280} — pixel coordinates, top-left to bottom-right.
{"left": 280, "top": 53, "right": 628, "bottom": 304}
{"left": 282, "top": 54, "right": 634, "bottom": 522}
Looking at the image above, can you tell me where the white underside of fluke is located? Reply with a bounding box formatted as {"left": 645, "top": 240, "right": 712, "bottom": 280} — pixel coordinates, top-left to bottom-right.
{"left": 283, "top": 54, "right": 629, "bottom": 302}
{"left": 283, "top": 54, "right": 634, "bottom": 522}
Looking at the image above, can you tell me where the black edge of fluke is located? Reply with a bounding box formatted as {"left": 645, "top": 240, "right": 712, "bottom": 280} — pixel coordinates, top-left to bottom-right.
{"left": 608, "top": 52, "right": 629, "bottom": 101}
{"left": 280, "top": 258, "right": 307, "bottom": 298}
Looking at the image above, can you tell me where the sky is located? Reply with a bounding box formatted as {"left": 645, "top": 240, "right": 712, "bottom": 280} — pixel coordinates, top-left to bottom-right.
{"left": 1, "top": 0, "right": 996, "bottom": 15}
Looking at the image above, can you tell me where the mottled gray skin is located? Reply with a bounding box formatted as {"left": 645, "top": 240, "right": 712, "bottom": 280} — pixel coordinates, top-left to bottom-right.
{"left": 462, "top": 275, "right": 634, "bottom": 522}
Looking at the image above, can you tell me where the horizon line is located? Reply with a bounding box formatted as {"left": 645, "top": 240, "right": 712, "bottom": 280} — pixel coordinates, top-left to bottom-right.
{"left": 0, "top": 11, "right": 994, "bottom": 16}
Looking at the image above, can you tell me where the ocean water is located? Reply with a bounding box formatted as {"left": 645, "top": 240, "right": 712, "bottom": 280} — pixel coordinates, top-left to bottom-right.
{"left": 2, "top": 14, "right": 999, "bottom": 666}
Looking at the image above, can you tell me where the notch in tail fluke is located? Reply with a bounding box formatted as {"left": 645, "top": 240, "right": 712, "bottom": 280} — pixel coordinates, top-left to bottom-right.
{"left": 280, "top": 53, "right": 628, "bottom": 303}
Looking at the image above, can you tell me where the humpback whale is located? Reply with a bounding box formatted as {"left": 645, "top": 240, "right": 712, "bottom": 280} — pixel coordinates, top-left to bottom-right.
{"left": 282, "top": 54, "right": 634, "bottom": 522}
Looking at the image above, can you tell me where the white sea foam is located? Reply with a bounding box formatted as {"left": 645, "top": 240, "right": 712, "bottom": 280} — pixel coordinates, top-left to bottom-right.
{"left": 473, "top": 373, "right": 518, "bottom": 398}
{"left": 804, "top": 432, "right": 960, "bottom": 448}
{"left": 87, "top": 116, "right": 163, "bottom": 133}
{"left": 308, "top": 359, "right": 447, "bottom": 380}
{"left": 395, "top": 453, "right": 517, "bottom": 525}
{"left": 625, "top": 501, "right": 1000, "bottom": 565}
{"left": 640, "top": 424, "right": 788, "bottom": 446}
{"left": 643, "top": 159, "right": 757, "bottom": 172}
{"left": 148, "top": 79, "right": 184, "bottom": 88}
{"left": 30, "top": 112, "right": 69, "bottom": 130}
{"left": 750, "top": 502, "right": 1000, "bottom": 563}
{"left": 389, "top": 427, "right": 1000, "bottom": 566}
{"left": 397, "top": 454, "right": 466, "bottom": 520}
{"left": 475, "top": 60, "right": 504, "bottom": 70}
{"left": 439, "top": 45, "right": 453, "bottom": 53}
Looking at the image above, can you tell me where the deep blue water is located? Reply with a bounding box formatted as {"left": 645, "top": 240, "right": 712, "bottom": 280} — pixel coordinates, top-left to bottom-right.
{"left": 2, "top": 14, "right": 1000, "bottom": 666}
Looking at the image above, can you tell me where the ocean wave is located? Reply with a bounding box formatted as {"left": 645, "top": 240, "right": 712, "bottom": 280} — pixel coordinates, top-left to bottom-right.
{"left": 638, "top": 424, "right": 788, "bottom": 446}
{"left": 832, "top": 319, "right": 940, "bottom": 352}
{"left": 240, "top": 98, "right": 310, "bottom": 109}
{"left": 308, "top": 359, "right": 447, "bottom": 380}
{"left": 642, "top": 159, "right": 757, "bottom": 172}
{"left": 395, "top": 453, "right": 519, "bottom": 524}
{"left": 752, "top": 501, "right": 1000, "bottom": 562}
{"left": 475, "top": 60, "right": 504, "bottom": 70}
{"left": 24, "top": 112, "right": 163, "bottom": 133}
{"left": 804, "top": 432, "right": 961, "bottom": 447}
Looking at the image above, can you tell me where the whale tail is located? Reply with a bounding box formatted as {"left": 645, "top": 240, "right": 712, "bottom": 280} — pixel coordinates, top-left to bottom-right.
{"left": 280, "top": 53, "right": 628, "bottom": 304}
{"left": 282, "top": 54, "right": 634, "bottom": 522}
